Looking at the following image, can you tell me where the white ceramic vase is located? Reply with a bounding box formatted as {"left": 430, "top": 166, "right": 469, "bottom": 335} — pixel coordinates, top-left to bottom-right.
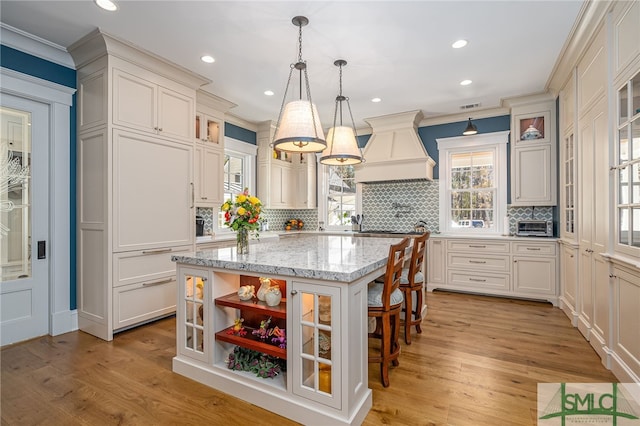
{"left": 264, "top": 287, "right": 282, "bottom": 307}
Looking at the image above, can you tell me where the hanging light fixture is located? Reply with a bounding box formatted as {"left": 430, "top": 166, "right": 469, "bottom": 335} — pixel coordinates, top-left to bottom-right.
{"left": 272, "top": 16, "right": 326, "bottom": 153}
{"left": 320, "top": 59, "right": 364, "bottom": 165}
{"left": 462, "top": 117, "right": 478, "bottom": 135}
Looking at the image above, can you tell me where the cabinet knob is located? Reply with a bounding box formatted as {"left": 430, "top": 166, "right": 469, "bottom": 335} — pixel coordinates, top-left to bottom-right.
{"left": 290, "top": 290, "right": 298, "bottom": 295}
{"left": 158, "top": 128, "right": 163, "bottom": 132}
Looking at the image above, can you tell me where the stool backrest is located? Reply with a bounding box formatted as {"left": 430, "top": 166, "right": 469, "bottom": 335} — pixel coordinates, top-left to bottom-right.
{"left": 381, "top": 237, "right": 410, "bottom": 309}
{"left": 407, "top": 232, "right": 430, "bottom": 284}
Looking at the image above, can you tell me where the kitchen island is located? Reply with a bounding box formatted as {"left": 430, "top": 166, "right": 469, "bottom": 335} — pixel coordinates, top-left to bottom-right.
{"left": 171, "top": 234, "right": 403, "bottom": 426}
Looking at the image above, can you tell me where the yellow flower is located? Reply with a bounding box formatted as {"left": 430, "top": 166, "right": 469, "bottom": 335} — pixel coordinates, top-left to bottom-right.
{"left": 248, "top": 196, "right": 260, "bottom": 205}
{"left": 237, "top": 206, "right": 246, "bottom": 216}
{"left": 237, "top": 194, "right": 247, "bottom": 203}
{"left": 221, "top": 202, "right": 230, "bottom": 211}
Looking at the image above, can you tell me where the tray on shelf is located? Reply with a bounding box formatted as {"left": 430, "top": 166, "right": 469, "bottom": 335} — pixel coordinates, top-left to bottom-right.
{"left": 215, "top": 325, "right": 286, "bottom": 359}
{"left": 215, "top": 293, "right": 286, "bottom": 319}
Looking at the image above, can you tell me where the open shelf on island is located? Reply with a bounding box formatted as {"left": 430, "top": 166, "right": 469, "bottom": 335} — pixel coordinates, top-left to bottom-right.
{"left": 215, "top": 293, "right": 286, "bottom": 319}
{"left": 215, "top": 326, "right": 287, "bottom": 359}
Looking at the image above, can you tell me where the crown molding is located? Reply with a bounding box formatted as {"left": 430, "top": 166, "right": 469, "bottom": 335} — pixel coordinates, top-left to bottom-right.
{"left": 0, "top": 23, "right": 75, "bottom": 68}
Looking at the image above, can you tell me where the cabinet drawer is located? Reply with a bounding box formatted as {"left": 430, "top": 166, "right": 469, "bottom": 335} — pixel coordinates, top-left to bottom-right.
{"left": 447, "top": 240, "right": 510, "bottom": 254}
{"left": 113, "top": 245, "right": 192, "bottom": 288}
{"left": 447, "top": 253, "right": 510, "bottom": 273}
{"left": 511, "top": 241, "right": 556, "bottom": 256}
{"left": 448, "top": 271, "right": 510, "bottom": 291}
{"left": 113, "top": 278, "right": 176, "bottom": 330}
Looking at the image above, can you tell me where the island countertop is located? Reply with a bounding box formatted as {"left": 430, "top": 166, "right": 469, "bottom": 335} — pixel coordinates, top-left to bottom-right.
{"left": 172, "top": 234, "right": 404, "bottom": 282}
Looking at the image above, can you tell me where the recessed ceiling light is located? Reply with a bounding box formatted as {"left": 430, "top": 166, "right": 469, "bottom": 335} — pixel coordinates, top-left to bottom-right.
{"left": 201, "top": 55, "right": 215, "bottom": 64}
{"left": 95, "top": 0, "right": 118, "bottom": 11}
{"left": 460, "top": 79, "right": 473, "bottom": 86}
{"left": 452, "top": 39, "right": 468, "bottom": 49}
{"left": 264, "top": 90, "right": 274, "bottom": 96}
{"left": 371, "top": 97, "right": 381, "bottom": 103}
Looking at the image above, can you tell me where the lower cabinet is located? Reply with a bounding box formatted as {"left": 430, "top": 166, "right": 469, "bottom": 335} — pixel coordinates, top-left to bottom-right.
{"left": 113, "top": 277, "right": 177, "bottom": 330}
{"left": 559, "top": 240, "right": 579, "bottom": 326}
{"left": 173, "top": 266, "right": 370, "bottom": 425}
{"left": 610, "top": 262, "right": 640, "bottom": 383}
{"left": 426, "top": 237, "right": 558, "bottom": 305}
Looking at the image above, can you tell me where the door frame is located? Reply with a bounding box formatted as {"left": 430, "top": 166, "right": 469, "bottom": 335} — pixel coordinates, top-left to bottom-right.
{"left": 1, "top": 67, "right": 76, "bottom": 337}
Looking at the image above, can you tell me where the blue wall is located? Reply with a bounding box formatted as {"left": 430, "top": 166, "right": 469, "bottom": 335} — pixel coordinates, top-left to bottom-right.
{"left": 225, "top": 122, "right": 256, "bottom": 144}
{"left": 1, "top": 45, "right": 78, "bottom": 310}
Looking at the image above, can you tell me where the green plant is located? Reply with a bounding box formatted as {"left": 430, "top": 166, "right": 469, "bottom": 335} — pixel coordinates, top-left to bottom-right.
{"left": 225, "top": 346, "right": 286, "bottom": 378}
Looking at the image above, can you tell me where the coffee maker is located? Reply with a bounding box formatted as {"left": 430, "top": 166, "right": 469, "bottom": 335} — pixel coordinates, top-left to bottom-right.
{"left": 195, "top": 215, "right": 204, "bottom": 236}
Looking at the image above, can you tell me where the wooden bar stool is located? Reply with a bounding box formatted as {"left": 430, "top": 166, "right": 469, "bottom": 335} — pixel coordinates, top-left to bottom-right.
{"left": 367, "top": 237, "right": 410, "bottom": 387}
{"left": 400, "top": 232, "right": 430, "bottom": 345}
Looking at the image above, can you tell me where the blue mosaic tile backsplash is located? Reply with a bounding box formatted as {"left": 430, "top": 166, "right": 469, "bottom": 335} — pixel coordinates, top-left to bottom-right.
{"left": 198, "top": 182, "right": 554, "bottom": 236}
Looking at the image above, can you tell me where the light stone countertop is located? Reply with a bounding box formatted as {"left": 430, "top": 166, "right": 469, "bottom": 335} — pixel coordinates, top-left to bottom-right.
{"left": 173, "top": 234, "right": 405, "bottom": 282}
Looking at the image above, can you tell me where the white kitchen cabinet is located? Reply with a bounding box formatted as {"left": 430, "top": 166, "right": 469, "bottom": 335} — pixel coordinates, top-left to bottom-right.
{"left": 508, "top": 97, "right": 557, "bottom": 206}
{"left": 71, "top": 30, "right": 208, "bottom": 341}
{"left": 195, "top": 111, "right": 222, "bottom": 145}
{"left": 256, "top": 121, "right": 317, "bottom": 209}
{"left": 194, "top": 144, "right": 224, "bottom": 207}
{"left": 610, "top": 261, "right": 640, "bottom": 383}
{"left": 427, "top": 237, "right": 559, "bottom": 305}
{"left": 427, "top": 239, "right": 445, "bottom": 284}
{"left": 559, "top": 240, "right": 579, "bottom": 326}
{"left": 113, "top": 67, "right": 194, "bottom": 143}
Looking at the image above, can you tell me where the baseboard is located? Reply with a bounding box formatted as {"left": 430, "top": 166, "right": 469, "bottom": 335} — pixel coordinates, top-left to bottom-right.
{"left": 50, "top": 309, "right": 78, "bottom": 336}
{"left": 610, "top": 352, "right": 640, "bottom": 383}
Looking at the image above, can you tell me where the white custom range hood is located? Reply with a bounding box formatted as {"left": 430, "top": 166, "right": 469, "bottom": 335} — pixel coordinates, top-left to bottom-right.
{"left": 355, "top": 110, "right": 435, "bottom": 183}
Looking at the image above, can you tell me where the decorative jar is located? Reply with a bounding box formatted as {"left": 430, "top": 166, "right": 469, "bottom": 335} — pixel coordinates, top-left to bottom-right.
{"left": 264, "top": 286, "right": 282, "bottom": 307}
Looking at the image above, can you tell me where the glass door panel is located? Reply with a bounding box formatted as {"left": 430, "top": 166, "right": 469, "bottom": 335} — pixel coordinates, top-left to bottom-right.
{"left": 1, "top": 106, "right": 31, "bottom": 282}
{"left": 178, "top": 268, "right": 208, "bottom": 362}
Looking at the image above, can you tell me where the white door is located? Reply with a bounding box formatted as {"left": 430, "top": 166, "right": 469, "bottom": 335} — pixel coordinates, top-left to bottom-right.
{"left": 1, "top": 94, "right": 50, "bottom": 346}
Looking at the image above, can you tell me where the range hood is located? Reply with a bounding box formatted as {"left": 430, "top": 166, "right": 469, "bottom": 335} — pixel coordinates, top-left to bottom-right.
{"left": 355, "top": 110, "right": 435, "bottom": 183}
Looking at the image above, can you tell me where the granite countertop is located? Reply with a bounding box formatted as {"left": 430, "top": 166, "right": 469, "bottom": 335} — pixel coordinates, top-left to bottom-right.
{"left": 430, "top": 233, "right": 559, "bottom": 241}
{"left": 173, "top": 234, "right": 404, "bottom": 282}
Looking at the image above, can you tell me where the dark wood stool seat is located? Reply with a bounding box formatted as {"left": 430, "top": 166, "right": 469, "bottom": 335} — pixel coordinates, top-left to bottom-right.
{"left": 399, "top": 232, "right": 430, "bottom": 345}
{"left": 368, "top": 237, "right": 410, "bottom": 387}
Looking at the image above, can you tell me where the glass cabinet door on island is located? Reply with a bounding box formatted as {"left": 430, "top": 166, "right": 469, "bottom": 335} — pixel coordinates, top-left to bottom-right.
{"left": 177, "top": 268, "right": 209, "bottom": 363}
{"left": 291, "top": 281, "right": 341, "bottom": 409}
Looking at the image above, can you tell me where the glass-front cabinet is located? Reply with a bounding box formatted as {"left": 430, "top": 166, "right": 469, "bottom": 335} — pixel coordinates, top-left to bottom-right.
{"left": 195, "top": 112, "right": 221, "bottom": 145}
{"left": 291, "top": 281, "right": 341, "bottom": 409}
{"left": 177, "top": 267, "right": 209, "bottom": 363}
{"left": 616, "top": 71, "right": 640, "bottom": 254}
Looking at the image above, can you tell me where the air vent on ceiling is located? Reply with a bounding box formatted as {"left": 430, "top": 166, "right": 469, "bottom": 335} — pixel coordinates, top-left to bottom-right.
{"left": 460, "top": 103, "right": 481, "bottom": 110}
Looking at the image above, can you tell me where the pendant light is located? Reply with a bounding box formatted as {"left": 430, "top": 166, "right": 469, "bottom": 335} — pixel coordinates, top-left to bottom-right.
{"left": 272, "top": 16, "right": 326, "bottom": 153}
{"left": 320, "top": 59, "right": 365, "bottom": 165}
{"left": 462, "top": 117, "right": 478, "bottom": 135}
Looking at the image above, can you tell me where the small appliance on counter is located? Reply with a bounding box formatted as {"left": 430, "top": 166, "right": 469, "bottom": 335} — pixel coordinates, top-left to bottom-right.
{"left": 516, "top": 220, "right": 553, "bottom": 237}
{"left": 196, "top": 215, "right": 205, "bottom": 237}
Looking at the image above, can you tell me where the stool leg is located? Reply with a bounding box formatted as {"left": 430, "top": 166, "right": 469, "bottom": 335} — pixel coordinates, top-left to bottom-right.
{"left": 380, "top": 313, "right": 391, "bottom": 387}
{"left": 392, "top": 311, "right": 400, "bottom": 367}
{"left": 415, "top": 287, "right": 423, "bottom": 334}
{"left": 404, "top": 290, "right": 413, "bottom": 345}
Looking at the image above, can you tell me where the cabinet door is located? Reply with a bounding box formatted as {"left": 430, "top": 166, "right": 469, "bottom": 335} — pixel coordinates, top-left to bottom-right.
{"left": 612, "top": 266, "right": 640, "bottom": 380}
{"left": 291, "top": 281, "right": 341, "bottom": 409}
{"left": 195, "top": 112, "right": 221, "bottom": 145}
{"left": 113, "top": 130, "right": 193, "bottom": 251}
{"left": 176, "top": 267, "right": 209, "bottom": 363}
{"left": 296, "top": 165, "right": 309, "bottom": 208}
{"left": 513, "top": 256, "right": 556, "bottom": 296}
{"left": 560, "top": 244, "right": 578, "bottom": 322}
{"left": 512, "top": 144, "right": 554, "bottom": 205}
{"left": 113, "top": 276, "right": 176, "bottom": 331}
{"left": 158, "top": 86, "right": 193, "bottom": 142}
{"left": 270, "top": 163, "right": 292, "bottom": 208}
{"left": 201, "top": 146, "right": 224, "bottom": 205}
{"left": 113, "top": 68, "right": 157, "bottom": 134}
{"left": 427, "top": 239, "right": 445, "bottom": 284}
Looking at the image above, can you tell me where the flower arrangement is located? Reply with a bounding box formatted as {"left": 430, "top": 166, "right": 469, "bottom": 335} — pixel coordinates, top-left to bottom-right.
{"left": 225, "top": 346, "right": 285, "bottom": 379}
{"left": 221, "top": 188, "right": 262, "bottom": 233}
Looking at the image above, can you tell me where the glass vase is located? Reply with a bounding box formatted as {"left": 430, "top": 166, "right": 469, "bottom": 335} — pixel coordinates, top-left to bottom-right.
{"left": 236, "top": 228, "right": 249, "bottom": 255}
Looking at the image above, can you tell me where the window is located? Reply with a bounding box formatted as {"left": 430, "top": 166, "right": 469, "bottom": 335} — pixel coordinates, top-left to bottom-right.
{"left": 217, "top": 138, "right": 257, "bottom": 232}
{"left": 616, "top": 71, "right": 640, "bottom": 253}
{"left": 320, "top": 164, "right": 357, "bottom": 229}
{"left": 436, "top": 131, "right": 509, "bottom": 234}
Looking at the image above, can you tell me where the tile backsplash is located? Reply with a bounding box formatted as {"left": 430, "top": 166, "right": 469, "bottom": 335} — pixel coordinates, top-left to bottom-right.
{"left": 198, "top": 181, "right": 554, "bottom": 236}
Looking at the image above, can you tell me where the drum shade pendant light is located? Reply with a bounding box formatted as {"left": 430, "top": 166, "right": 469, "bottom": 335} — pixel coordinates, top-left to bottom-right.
{"left": 272, "top": 16, "right": 326, "bottom": 153}
{"left": 462, "top": 117, "right": 478, "bottom": 135}
{"left": 320, "top": 59, "right": 365, "bottom": 165}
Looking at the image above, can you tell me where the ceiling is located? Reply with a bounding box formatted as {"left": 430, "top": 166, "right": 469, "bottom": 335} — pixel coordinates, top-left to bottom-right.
{"left": 0, "top": 1, "right": 585, "bottom": 129}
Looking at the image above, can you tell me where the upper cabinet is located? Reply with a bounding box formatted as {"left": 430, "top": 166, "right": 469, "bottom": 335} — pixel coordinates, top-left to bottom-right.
{"left": 256, "top": 121, "right": 317, "bottom": 209}
{"left": 195, "top": 111, "right": 222, "bottom": 145}
{"left": 113, "top": 67, "right": 194, "bottom": 143}
{"left": 507, "top": 96, "right": 557, "bottom": 206}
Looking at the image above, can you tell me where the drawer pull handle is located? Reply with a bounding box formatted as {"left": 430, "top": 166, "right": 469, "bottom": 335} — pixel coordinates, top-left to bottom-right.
{"left": 143, "top": 278, "right": 173, "bottom": 287}
{"left": 469, "top": 260, "right": 486, "bottom": 264}
{"left": 290, "top": 290, "right": 298, "bottom": 295}
{"left": 142, "top": 248, "right": 172, "bottom": 255}
{"left": 526, "top": 247, "right": 541, "bottom": 251}
{"left": 468, "top": 245, "right": 486, "bottom": 248}
{"left": 469, "top": 278, "right": 486, "bottom": 282}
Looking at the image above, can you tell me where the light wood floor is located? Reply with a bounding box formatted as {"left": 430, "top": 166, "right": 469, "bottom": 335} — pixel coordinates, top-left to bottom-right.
{"left": 2, "top": 291, "right": 616, "bottom": 425}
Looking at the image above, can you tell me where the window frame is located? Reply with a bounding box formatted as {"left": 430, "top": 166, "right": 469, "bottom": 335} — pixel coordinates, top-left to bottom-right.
{"left": 318, "top": 162, "right": 361, "bottom": 232}
{"left": 216, "top": 137, "right": 257, "bottom": 234}
{"left": 436, "top": 131, "right": 509, "bottom": 235}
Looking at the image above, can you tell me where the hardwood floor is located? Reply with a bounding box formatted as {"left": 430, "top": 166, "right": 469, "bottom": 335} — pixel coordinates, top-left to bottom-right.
{"left": 2, "top": 291, "right": 616, "bottom": 425}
